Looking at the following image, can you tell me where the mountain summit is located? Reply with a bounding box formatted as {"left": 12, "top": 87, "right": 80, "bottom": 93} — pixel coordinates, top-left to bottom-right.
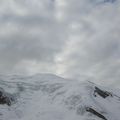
{"left": 0, "top": 74, "right": 120, "bottom": 120}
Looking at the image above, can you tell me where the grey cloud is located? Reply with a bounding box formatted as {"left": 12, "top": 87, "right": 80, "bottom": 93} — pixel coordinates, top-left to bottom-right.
{"left": 0, "top": 0, "right": 120, "bottom": 87}
{"left": 0, "top": 37, "right": 64, "bottom": 64}
{"left": 0, "top": 14, "right": 54, "bottom": 26}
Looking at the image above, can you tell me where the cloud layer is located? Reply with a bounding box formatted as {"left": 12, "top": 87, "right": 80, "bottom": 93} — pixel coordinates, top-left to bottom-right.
{"left": 0, "top": 0, "right": 120, "bottom": 87}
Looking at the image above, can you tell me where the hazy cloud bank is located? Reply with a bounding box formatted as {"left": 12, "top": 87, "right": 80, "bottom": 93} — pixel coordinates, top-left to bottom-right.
{"left": 0, "top": 0, "right": 120, "bottom": 87}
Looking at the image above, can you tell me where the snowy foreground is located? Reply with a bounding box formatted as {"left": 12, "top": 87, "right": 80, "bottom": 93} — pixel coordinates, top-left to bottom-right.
{"left": 0, "top": 74, "right": 120, "bottom": 120}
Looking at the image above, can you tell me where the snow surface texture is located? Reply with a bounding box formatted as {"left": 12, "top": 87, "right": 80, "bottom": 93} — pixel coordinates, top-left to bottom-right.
{"left": 0, "top": 74, "right": 120, "bottom": 120}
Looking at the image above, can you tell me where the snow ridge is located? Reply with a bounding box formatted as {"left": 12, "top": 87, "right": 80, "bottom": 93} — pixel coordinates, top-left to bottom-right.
{"left": 0, "top": 74, "right": 120, "bottom": 120}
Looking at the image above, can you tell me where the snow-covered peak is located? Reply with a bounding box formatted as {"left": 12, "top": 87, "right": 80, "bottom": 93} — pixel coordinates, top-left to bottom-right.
{"left": 0, "top": 74, "right": 120, "bottom": 120}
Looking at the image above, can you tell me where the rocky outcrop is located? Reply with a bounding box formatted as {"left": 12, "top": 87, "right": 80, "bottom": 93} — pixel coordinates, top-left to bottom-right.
{"left": 0, "top": 88, "right": 15, "bottom": 106}
{"left": 86, "top": 107, "right": 107, "bottom": 120}
{"left": 94, "top": 86, "right": 112, "bottom": 98}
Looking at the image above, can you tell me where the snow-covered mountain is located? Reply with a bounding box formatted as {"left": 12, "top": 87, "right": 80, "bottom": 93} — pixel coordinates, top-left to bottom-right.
{"left": 0, "top": 74, "right": 120, "bottom": 120}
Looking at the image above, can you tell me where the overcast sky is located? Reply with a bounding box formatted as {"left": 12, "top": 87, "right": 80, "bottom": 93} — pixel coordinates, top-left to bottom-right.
{"left": 0, "top": 0, "right": 120, "bottom": 86}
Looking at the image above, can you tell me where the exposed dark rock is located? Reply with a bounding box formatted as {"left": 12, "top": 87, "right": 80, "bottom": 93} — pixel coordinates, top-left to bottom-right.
{"left": 86, "top": 107, "right": 107, "bottom": 120}
{"left": 0, "top": 88, "right": 15, "bottom": 106}
{"left": 94, "top": 87, "right": 112, "bottom": 98}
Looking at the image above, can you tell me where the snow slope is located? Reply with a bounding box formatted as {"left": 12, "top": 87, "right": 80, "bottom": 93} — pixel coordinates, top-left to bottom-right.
{"left": 0, "top": 74, "right": 120, "bottom": 120}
